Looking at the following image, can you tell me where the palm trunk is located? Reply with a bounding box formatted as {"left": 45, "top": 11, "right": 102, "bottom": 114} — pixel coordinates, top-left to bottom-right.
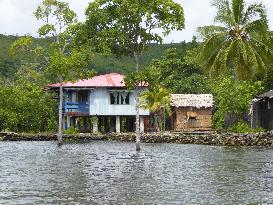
{"left": 57, "top": 85, "right": 63, "bottom": 146}
{"left": 134, "top": 52, "right": 141, "bottom": 151}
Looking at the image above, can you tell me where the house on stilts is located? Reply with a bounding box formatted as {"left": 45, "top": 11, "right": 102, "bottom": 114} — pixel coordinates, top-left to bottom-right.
{"left": 48, "top": 73, "right": 150, "bottom": 133}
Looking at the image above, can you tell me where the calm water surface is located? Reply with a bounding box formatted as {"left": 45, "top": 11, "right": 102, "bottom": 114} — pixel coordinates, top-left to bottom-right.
{"left": 0, "top": 141, "right": 273, "bottom": 204}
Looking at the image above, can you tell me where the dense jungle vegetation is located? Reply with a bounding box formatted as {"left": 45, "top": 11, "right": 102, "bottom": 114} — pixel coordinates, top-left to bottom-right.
{"left": 0, "top": 34, "right": 192, "bottom": 78}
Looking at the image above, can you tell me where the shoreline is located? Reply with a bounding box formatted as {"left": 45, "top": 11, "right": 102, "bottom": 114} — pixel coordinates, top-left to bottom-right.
{"left": 1, "top": 132, "right": 273, "bottom": 147}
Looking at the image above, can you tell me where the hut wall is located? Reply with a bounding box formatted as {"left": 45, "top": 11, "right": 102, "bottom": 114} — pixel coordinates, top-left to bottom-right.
{"left": 253, "top": 99, "right": 273, "bottom": 130}
{"left": 173, "top": 107, "right": 212, "bottom": 131}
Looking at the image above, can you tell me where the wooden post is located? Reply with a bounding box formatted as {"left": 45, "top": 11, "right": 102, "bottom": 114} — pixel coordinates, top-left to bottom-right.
{"left": 92, "top": 116, "right": 98, "bottom": 133}
{"left": 110, "top": 117, "right": 115, "bottom": 133}
{"left": 98, "top": 117, "right": 103, "bottom": 133}
{"left": 116, "top": 116, "right": 121, "bottom": 133}
{"left": 67, "top": 116, "right": 71, "bottom": 129}
{"left": 104, "top": 117, "right": 109, "bottom": 133}
{"left": 140, "top": 116, "right": 144, "bottom": 133}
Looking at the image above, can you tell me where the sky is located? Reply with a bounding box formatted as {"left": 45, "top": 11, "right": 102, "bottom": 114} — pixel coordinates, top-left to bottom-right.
{"left": 0, "top": 0, "right": 272, "bottom": 43}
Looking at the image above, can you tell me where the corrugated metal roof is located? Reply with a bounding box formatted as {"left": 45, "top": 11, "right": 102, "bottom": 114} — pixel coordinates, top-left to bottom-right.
{"left": 49, "top": 73, "right": 125, "bottom": 88}
{"left": 171, "top": 94, "right": 214, "bottom": 108}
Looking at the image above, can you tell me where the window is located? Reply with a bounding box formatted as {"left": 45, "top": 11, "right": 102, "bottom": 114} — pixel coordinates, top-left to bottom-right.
{"left": 78, "top": 91, "right": 89, "bottom": 102}
{"left": 66, "top": 92, "right": 72, "bottom": 102}
{"left": 187, "top": 111, "right": 197, "bottom": 120}
{"left": 110, "top": 92, "right": 130, "bottom": 105}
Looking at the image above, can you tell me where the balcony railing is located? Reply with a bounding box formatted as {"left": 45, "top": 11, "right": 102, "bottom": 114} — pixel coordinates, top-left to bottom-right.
{"left": 64, "top": 102, "right": 89, "bottom": 114}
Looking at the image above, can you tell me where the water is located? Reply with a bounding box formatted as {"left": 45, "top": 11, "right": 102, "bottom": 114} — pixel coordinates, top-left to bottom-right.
{"left": 0, "top": 141, "right": 273, "bottom": 204}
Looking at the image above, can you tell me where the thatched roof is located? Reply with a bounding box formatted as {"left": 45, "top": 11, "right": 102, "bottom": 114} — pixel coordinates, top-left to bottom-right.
{"left": 171, "top": 94, "right": 213, "bottom": 108}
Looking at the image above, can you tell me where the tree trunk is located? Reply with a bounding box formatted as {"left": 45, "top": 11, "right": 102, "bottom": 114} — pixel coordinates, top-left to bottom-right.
{"left": 163, "top": 107, "right": 166, "bottom": 131}
{"left": 57, "top": 85, "right": 64, "bottom": 146}
{"left": 135, "top": 87, "right": 141, "bottom": 151}
{"left": 134, "top": 52, "right": 141, "bottom": 151}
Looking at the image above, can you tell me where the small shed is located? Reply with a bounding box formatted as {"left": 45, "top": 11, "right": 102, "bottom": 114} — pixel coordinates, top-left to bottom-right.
{"left": 170, "top": 94, "right": 213, "bottom": 131}
{"left": 251, "top": 90, "right": 273, "bottom": 130}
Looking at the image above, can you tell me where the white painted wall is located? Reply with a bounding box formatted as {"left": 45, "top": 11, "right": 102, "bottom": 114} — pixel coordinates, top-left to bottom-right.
{"left": 89, "top": 88, "right": 150, "bottom": 116}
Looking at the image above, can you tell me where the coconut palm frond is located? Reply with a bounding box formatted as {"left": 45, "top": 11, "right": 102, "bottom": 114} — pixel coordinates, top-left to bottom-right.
{"left": 244, "top": 20, "right": 269, "bottom": 36}
{"left": 211, "top": 40, "right": 236, "bottom": 77}
{"left": 140, "top": 87, "right": 170, "bottom": 114}
{"left": 232, "top": 0, "right": 244, "bottom": 24}
{"left": 198, "top": 0, "right": 271, "bottom": 80}
{"left": 250, "top": 35, "right": 273, "bottom": 65}
{"left": 212, "top": 0, "right": 236, "bottom": 27}
{"left": 246, "top": 43, "right": 267, "bottom": 79}
{"left": 242, "top": 2, "right": 267, "bottom": 25}
{"left": 197, "top": 25, "right": 227, "bottom": 39}
{"left": 199, "top": 32, "right": 227, "bottom": 69}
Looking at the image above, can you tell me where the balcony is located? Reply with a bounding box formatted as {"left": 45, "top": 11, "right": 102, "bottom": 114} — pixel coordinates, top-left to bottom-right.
{"left": 64, "top": 102, "right": 89, "bottom": 115}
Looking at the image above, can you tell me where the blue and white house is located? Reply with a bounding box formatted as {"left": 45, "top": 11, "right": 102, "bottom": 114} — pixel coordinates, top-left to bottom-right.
{"left": 49, "top": 73, "right": 150, "bottom": 133}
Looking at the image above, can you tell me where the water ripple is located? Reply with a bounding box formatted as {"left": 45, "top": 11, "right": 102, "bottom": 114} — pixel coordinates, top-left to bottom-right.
{"left": 0, "top": 141, "right": 273, "bottom": 204}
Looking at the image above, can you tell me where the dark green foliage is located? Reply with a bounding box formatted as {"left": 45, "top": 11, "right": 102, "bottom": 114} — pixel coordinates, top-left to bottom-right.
{"left": 0, "top": 34, "right": 51, "bottom": 79}
{"left": 211, "top": 76, "right": 264, "bottom": 129}
{"left": 0, "top": 67, "right": 57, "bottom": 133}
{"left": 0, "top": 34, "right": 193, "bottom": 77}
{"left": 125, "top": 42, "right": 210, "bottom": 94}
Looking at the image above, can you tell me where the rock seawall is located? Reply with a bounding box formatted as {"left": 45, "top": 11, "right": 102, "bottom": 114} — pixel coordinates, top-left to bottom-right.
{"left": 1, "top": 132, "right": 273, "bottom": 147}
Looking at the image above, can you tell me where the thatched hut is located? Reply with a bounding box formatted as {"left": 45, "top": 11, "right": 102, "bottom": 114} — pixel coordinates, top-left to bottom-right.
{"left": 170, "top": 94, "right": 213, "bottom": 131}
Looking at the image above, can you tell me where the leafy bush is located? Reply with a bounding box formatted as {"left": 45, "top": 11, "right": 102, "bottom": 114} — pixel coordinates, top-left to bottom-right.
{"left": 211, "top": 76, "right": 264, "bottom": 129}
{"left": 63, "top": 127, "right": 79, "bottom": 135}
{"left": 228, "top": 121, "right": 252, "bottom": 133}
{"left": 228, "top": 121, "right": 265, "bottom": 133}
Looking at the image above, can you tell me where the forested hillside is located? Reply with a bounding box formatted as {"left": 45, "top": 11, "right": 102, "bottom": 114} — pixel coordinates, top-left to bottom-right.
{"left": 0, "top": 34, "right": 193, "bottom": 78}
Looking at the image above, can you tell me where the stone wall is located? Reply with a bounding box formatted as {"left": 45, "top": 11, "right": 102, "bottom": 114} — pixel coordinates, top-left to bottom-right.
{"left": 172, "top": 107, "right": 212, "bottom": 131}
{"left": 1, "top": 132, "right": 273, "bottom": 147}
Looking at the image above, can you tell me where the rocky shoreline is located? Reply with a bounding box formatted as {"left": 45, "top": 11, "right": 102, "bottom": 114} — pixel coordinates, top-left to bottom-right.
{"left": 1, "top": 131, "right": 273, "bottom": 147}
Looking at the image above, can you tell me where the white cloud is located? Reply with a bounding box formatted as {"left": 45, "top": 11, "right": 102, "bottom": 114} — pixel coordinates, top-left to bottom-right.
{"left": 0, "top": 0, "right": 272, "bottom": 42}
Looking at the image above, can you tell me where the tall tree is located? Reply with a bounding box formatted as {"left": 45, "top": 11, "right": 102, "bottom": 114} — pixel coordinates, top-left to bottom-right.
{"left": 10, "top": 0, "right": 94, "bottom": 145}
{"left": 81, "top": 0, "right": 185, "bottom": 151}
{"left": 198, "top": 0, "right": 273, "bottom": 80}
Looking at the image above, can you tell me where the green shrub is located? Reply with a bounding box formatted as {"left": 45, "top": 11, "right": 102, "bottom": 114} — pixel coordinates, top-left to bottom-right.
{"left": 211, "top": 76, "right": 264, "bottom": 129}
{"left": 64, "top": 127, "right": 79, "bottom": 135}
{"left": 228, "top": 121, "right": 265, "bottom": 133}
{"left": 228, "top": 121, "right": 251, "bottom": 133}
{"left": 254, "top": 127, "right": 266, "bottom": 133}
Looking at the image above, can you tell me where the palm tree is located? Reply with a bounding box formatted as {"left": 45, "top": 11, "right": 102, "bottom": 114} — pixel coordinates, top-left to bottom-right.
{"left": 198, "top": 0, "right": 273, "bottom": 80}
{"left": 140, "top": 87, "right": 171, "bottom": 132}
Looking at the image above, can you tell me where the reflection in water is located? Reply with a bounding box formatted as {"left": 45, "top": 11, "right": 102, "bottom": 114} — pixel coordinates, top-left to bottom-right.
{"left": 0, "top": 141, "right": 273, "bottom": 204}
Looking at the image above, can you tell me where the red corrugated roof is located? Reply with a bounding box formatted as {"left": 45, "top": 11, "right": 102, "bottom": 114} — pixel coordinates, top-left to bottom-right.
{"left": 49, "top": 73, "right": 126, "bottom": 88}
